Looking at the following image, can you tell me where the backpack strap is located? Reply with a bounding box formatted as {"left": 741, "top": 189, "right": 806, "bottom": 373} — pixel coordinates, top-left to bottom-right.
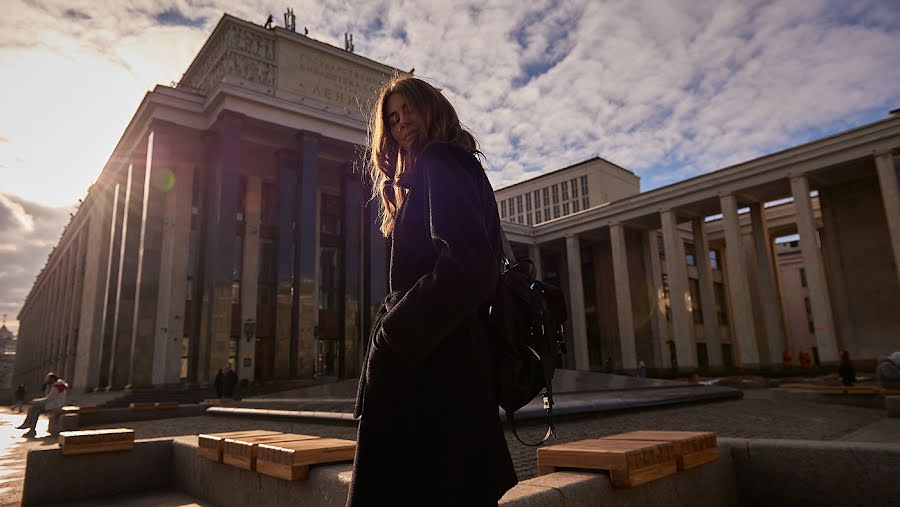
{"left": 507, "top": 386, "right": 556, "bottom": 447}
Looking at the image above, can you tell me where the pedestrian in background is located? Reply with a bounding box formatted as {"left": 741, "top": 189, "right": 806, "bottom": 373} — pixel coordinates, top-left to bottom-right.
{"left": 838, "top": 350, "right": 856, "bottom": 387}
{"left": 16, "top": 372, "right": 67, "bottom": 438}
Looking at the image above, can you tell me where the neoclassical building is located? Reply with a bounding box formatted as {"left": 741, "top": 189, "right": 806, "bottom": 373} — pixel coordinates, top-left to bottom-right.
{"left": 13, "top": 13, "right": 900, "bottom": 393}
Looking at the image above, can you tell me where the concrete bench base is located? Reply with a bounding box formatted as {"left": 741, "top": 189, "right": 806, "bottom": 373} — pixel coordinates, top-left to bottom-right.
{"left": 22, "top": 436, "right": 900, "bottom": 506}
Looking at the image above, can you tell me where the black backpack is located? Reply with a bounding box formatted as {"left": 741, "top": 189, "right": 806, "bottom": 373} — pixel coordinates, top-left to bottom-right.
{"left": 486, "top": 232, "right": 568, "bottom": 446}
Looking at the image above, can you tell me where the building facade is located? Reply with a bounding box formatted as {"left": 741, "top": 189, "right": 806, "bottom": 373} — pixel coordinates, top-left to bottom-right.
{"left": 14, "top": 15, "right": 397, "bottom": 393}
{"left": 13, "top": 14, "right": 900, "bottom": 394}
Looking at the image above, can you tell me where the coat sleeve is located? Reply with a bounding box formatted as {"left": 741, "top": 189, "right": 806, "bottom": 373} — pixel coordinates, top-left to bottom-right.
{"left": 377, "top": 144, "right": 498, "bottom": 366}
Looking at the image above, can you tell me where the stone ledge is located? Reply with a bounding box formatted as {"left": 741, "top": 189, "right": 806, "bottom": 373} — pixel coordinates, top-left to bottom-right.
{"left": 20, "top": 435, "right": 900, "bottom": 506}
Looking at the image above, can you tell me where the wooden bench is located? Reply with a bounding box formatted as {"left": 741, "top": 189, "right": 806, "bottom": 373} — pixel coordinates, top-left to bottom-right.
{"left": 537, "top": 438, "right": 677, "bottom": 488}
{"left": 129, "top": 402, "right": 156, "bottom": 410}
{"left": 223, "top": 434, "right": 319, "bottom": 470}
{"left": 601, "top": 431, "right": 718, "bottom": 471}
{"left": 198, "top": 430, "right": 282, "bottom": 462}
{"left": 59, "top": 428, "right": 135, "bottom": 456}
{"left": 155, "top": 402, "right": 179, "bottom": 409}
{"left": 256, "top": 438, "right": 357, "bottom": 481}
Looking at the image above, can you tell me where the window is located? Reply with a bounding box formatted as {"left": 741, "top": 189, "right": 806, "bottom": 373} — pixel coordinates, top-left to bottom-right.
{"left": 553, "top": 205, "right": 560, "bottom": 218}
{"left": 551, "top": 184, "right": 559, "bottom": 204}
{"left": 533, "top": 190, "right": 541, "bottom": 209}
{"left": 543, "top": 187, "right": 549, "bottom": 206}
{"left": 582, "top": 196, "right": 589, "bottom": 209}
{"left": 580, "top": 175, "right": 588, "bottom": 196}
{"left": 500, "top": 200, "right": 507, "bottom": 218}
{"left": 800, "top": 268, "right": 807, "bottom": 288}
{"left": 662, "top": 274, "right": 671, "bottom": 321}
{"left": 563, "top": 202, "right": 570, "bottom": 215}
{"left": 261, "top": 181, "right": 277, "bottom": 226}
{"left": 685, "top": 242, "right": 696, "bottom": 266}
{"left": 709, "top": 250, "right": 720, "bottom": 270}
{"left": 535, "top": 209, "right": 542, "bottom": 224}
{"left": 573, "top": 200, "right": 580, "bottom": 213}
{"left": 516, "top": 195, "right": 523, "bottom": 214}
{"left": 525, "top": 193, "right": 532, "bottom": 212}
{"left": 517, "top": 216, "right": 523, "bottom": 224}
{"left": 236, "top": 175, "right": 247, "bottom": 222}
{"left": 804, "top": 297, "right": 814, "bottom": 333}
{"left": 571, "top": 178, "right": 579, "bottom": 198}
{"left": 689, "top": 278, "right": 703, "bottom": 323}
{"left": 561, "top": 181, "right": 569, "bottom": 201}
{"left": 714, "top": 282, "right": 728, "bottom": 325}
{"left": 526, "top": 213, "right": 532, "bottom": 225}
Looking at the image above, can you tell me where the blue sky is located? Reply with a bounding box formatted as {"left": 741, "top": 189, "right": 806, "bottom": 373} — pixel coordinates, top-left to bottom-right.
{"left": 1, "top": 0, "right": 899, "bottom": 332}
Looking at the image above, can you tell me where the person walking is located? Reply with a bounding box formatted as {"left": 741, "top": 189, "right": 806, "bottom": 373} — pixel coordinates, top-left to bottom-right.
{"left": 838, "top": 350, "right": 856, "bottom": 387}
{"left": 347, "top": 75, "right": 516, "bottom": 506}
{"left": 213, "top": 368, "right": 224, "bottom": 399}
{"left": 13, "top": 384, "right": 26, "bottom": 413}
{"left": 222, "top": 365, "right": 238, "bottom": 399}
{"left": 16, "top": 372, "right": 67, "bottom": 438}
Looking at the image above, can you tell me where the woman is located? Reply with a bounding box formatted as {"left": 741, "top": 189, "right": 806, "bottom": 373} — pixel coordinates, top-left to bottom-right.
{"left": 347, "top": 75, "right": 517, "bottom": 506}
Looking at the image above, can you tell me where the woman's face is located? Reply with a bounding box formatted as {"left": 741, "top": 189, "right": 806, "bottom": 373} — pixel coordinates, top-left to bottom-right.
{"left": 385, "top": 92, "right": 423, "bottom": 153}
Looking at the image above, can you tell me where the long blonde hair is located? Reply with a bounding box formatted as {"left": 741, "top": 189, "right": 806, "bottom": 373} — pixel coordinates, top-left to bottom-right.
{"left": 368, "top": 74, "right": 480, "bottom": 236}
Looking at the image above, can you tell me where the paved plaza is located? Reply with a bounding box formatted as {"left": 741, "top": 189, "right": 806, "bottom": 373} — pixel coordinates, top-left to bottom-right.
{"left": 2, "top": 389, "right": 895, "bottom": 506}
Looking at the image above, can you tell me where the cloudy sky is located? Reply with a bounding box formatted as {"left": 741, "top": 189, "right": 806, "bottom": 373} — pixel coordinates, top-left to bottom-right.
{"left": 1, "top": 0, "right": 899, "bottom": 333}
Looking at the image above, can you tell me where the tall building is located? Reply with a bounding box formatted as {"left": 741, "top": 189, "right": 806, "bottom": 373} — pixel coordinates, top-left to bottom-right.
{"left": 13, "top": 13, "right": 900, "bottom": 394}
{"left": 15, "top": 14, "right": 397, "bottom": 392}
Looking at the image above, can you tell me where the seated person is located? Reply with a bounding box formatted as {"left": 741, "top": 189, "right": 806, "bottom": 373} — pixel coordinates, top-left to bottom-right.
{"left": 876, "top": 352, "right": 900, "bottom": 389}
{"left": 16, "top": 372, "right": 68, "bottom": 438}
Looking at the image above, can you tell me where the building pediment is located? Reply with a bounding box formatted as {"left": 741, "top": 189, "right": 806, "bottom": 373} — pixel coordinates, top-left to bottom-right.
{"left": 179, "top": 14, "right": 397, "bottom": 123}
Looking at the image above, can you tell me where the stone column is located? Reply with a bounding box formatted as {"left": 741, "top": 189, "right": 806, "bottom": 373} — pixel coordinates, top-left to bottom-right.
{"left": 109, "top": 160, "right": 146, "bottom": 389}
{"left": 74, "top": 181, "right": 116, "bottom": 391}
{"left": 565, "top": 234, "right": 590, "bottom": 370}
{"left": 129, "top": 127, "right": 176, "bottom": 388}
{"left": 875, "top": 153, "right": 900, "bottom": 291}
{"left": 790, "top": 175, "right": 838, "bottom": 364}
{"left": 691, "top": 218, "right": 722, "bottom": 368}
{"left": 57, "top": 250, "right": 75, "bottom": 379}
{"left": 643, "top": 230, "right": 668, "bottom": 368}
{"left": 661, "top": 209, "right": 697, "bottom": 370}
{"left": 66, "top": 233, "right": 87, "bottom": 382}
{"left": 364, "top": 198, "right": 387, "bottom": 366}
{"left": 200, "top": 114, "right": 242, "bottom": 383}
{"left": 151, "top": 158, "right": 195, "bottom": 386}
{"left": 97, "top": 182, "right": 124, "bottom": 388}
{"left": 528, "top": 243, "right": 543, "bottom": 280}
{"left": 343, "top": 172, "right": 363, "bottom": 378}
{"left": 295, "top": 131, "right": 320, "bottom": 378}
{"left": 720, "top": 194, "right": 759, "bottom": 368}
{"left": 238, "top": 175, "right": 261, "bottom": 383}
{"left": 818, "top": 188, "right": 854, "bottom": 347}
{"left": 610, "top": 223, "right": 637, "bottom": 370}
{"left": 749, "top": 202, "right": 787, "bottom": 367}
{"left": 273, "top": 150, "right": 297, "bottom": 379}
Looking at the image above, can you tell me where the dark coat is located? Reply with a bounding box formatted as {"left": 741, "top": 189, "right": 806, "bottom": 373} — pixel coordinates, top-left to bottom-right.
{"left": 347, "top": 143, "right": 517, "bottom": 506}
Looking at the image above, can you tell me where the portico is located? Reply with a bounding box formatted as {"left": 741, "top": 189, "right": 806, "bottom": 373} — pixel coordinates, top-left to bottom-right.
{"left": 505, "top": 114, "right": 900, "bottom": 372}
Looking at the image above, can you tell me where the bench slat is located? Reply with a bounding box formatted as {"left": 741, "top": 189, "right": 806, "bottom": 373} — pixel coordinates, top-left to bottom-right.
{"left": 537, "top": 438, "right": 677, "bottom": 488}
{"left": 197, "top": 430, "right": 282, "bottom": 462}
{"left": 601, "top": 431, "right": 718, "bottom": 470}
{"left": 222, "top": 434, "right": 318, "bottom": 470}
{"left": 256, "top": 438, "right": 356, "bottom": 481}
{"left": 59, "top": 428, "right": 135, "bottom": 456}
